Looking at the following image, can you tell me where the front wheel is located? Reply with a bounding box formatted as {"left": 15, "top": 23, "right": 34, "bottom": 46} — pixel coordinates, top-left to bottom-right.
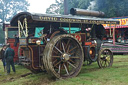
{"left": 97, "top": 48, "right": 113, "bottom": 68}
{"left": 43, "top": 34, "right": 84, "bottom": 79}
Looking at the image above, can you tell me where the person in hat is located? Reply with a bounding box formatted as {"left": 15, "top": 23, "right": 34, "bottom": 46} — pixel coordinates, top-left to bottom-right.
{"left": 4, "top": 43, "right": 16, "bottom": 74}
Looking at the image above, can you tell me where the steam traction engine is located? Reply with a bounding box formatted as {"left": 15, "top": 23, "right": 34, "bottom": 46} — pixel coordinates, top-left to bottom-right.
{"left": 10, "top": 8, "right": 119, "bottom": 79}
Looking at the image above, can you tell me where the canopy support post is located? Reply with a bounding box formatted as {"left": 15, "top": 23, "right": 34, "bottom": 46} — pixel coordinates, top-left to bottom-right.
{"left": 5, "top": 27, "right": 8, "bottom": 44}
{"left": 69, "top": 23, "right": 71, "bottom": 33}
{"left": 109, "top": 23, "right": 112, "bottom": 37}
{"left": 113, "top": 24, "right": 116, "bottom": 45}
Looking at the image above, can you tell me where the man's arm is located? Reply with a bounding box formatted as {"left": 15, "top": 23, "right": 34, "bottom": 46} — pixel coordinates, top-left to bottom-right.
{"left": 4, "top": 49, "right": 8, "bottom": 59}
{"left": 0, "top": 50, "right": 2, "bottom": 59}
{"left": 13, "top": 49, "right": 15, "bottom": 58}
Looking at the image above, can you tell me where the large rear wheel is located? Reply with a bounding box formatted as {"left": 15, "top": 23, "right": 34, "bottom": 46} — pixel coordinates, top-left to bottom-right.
{"left": 43, "top": 34, "right": 84, "bottom": 79}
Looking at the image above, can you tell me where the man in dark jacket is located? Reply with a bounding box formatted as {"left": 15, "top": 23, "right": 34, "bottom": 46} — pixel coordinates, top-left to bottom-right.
{"left": 0, "top": 45, "right": 7, "bottom": 72}
{"left": 4, "top": 43, "right": 16, "bottom": 74}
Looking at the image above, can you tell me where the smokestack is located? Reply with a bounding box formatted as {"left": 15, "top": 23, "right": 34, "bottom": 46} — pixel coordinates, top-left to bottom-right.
{"left": 70, "top": 8, "right": 105, "bottom": 17}
{"left": 64, "top": 0, "right": 68, "bottom": 15}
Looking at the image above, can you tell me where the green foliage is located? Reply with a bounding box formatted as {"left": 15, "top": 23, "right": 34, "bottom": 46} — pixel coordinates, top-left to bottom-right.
{"left": 46, "top": 0, "right": 128, "bottom": 18}
{"left": 46, "top": 0, "right": 64, "bottom": 14}
{"left": 0, "top": 0, "right": 29, "bottom": 44}
{"left": 95, "top": 0, "right": 128, "bottom": 17}
{"left": 46, "top": 0, "right": 92, "bottom": 14}
{"left": 0, "top": 26, "right": 5, "bottom": 44}
{"left": 68, "top": 0, "right": 93, "bottom": 9}
{"left": 0, "top": 0, "right": 30, "bottom": 22}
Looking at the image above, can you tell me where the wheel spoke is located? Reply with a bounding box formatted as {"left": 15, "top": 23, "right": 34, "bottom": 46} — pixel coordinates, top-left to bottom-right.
{"left": 69, "top": 46, "right": 77, "bottom": 53}
{"left": 100, "top": 59, "right": 104, "bottom": 66}
{"left": 58, "top": 64, "right": 61, "bottom": 74}
{"left": 67, "top": 61, "right": 76, "bottom": 68}
{"left": 70, "top": 51, "right": 75, "bottom": 56}
{"left": 54, "top": 61, "right": 61, "bottom": 68}
{"left": 53, "top": 50, "right": 58, "bottom": 54}
{"left": 66, "top": 44, "right": 71, "bottom": 53}
{"left": 62, "top": 42, "right": 65, "bottom": 53}
{"left": 59, "top": 41, "right": 62, "bottom": 51}
{"left": 100, "top": 54, "right": 104, "bottom": 58}
{"left": 104, "top": 61, "right": 107, "bottom": 67}
{"left": 106, "top": 61, "right": 108, "bottom": 67}
{"left": 53, "top": 59, "right": 57, "bottom": 64}
{"left": 64, "top": 64, "right": 69, "bottom": 75}
{"left": 52, "top": 56, "right": 60, "bottom": 58}
{"left": 100, "top": 60, "right": 103, "bottom": 66}
{"left": 106, "top": 61, "right": 109, "bottom": 67}
{"left": 106, "top": 60, "right": 110, "bottom": 65}
{"left": 66, "top": 62, "right": 69, "bottom": 72}
{"left": 54, "top": 46, "right": 63, "bottom": 54}
{"left": 65, "top": 39, "right": 70, "bottom": 50}
{"left": 70, "top": 56, "right": 80, "bottom": 59}
{"left": 69, "top": 59, "right": 75, "bottom": 64}
{"left": 101, "top": 61, "right": 104, "bottom": 67}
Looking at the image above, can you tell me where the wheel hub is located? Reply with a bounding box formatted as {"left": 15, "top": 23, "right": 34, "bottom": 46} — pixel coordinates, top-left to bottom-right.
{"left": 62, "top": 53, "right": 70, "bottom": 61}
{"left": 106, "top": 57, "right": 110, "bottom": 61}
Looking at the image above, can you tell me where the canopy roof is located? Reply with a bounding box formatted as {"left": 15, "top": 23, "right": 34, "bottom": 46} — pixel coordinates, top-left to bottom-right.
{"left": 104, "top": 17, "right": 128, "bottom": 29}
{"left": 105, "top": 25, "right": 128, "bottom": 29}
{"left": 10, "top": 12, "right": 119, "bottom": 27}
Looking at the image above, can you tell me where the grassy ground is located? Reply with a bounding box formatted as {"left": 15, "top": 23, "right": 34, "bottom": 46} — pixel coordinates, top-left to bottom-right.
{"left": 0, "top": 55, "right": 128, "bottom": 85}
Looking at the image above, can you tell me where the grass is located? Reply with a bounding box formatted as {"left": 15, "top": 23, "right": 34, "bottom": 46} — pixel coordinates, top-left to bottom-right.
{"left": 0, "top": 55, "right": 128, "bottom": 85}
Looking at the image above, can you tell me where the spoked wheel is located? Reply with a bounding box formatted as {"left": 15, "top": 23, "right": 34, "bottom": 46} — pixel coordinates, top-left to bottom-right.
{"left": 43, "top": 34, "right": 84, "bottom": 79}
{"left": 97, "top": 48, "right": 113, "bottom": 68}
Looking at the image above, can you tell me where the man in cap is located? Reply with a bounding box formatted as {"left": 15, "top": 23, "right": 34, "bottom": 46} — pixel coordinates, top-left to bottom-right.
{"left": 4, "top": 43, "right": 16, "bottom": 74}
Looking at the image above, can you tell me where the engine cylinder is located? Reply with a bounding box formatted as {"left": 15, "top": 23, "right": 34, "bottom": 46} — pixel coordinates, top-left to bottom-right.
{"left": 70, "top": 8, "right": 105, "bottom": 17}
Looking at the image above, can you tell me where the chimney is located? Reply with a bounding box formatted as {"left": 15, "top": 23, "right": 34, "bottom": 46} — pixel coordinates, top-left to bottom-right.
{"left": 64, "top": 0, "right": 68, "bottom": 15}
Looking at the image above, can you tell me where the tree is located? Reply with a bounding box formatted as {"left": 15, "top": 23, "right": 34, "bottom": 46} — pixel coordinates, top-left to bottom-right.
{"left": 94, "top": 0, "right": 128, "bottom": 17}
{"left": 0, "top": 0, "right": 29, "bottom": 22}
{"left": 0, "top": 0, "right": 29, "bottom": 44}
{"left": 46, "top": 0, "right": 128, "bottom": 18}
{"left": 46, "top": 0, "right": 64, "bottom": 14}
{"left": 0, "top": 25, "right": 5, "bottom": 44}
{"left": 46, "top": 0, "right": 92, "bottom": 14}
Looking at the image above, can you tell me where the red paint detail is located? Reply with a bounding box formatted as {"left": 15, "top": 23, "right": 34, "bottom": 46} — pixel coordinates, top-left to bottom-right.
{"left": 75, "top": 35, "right": 81, "bottom": 41}
{"left": 85, "top": 42, "right": 92, "bottom": 45}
